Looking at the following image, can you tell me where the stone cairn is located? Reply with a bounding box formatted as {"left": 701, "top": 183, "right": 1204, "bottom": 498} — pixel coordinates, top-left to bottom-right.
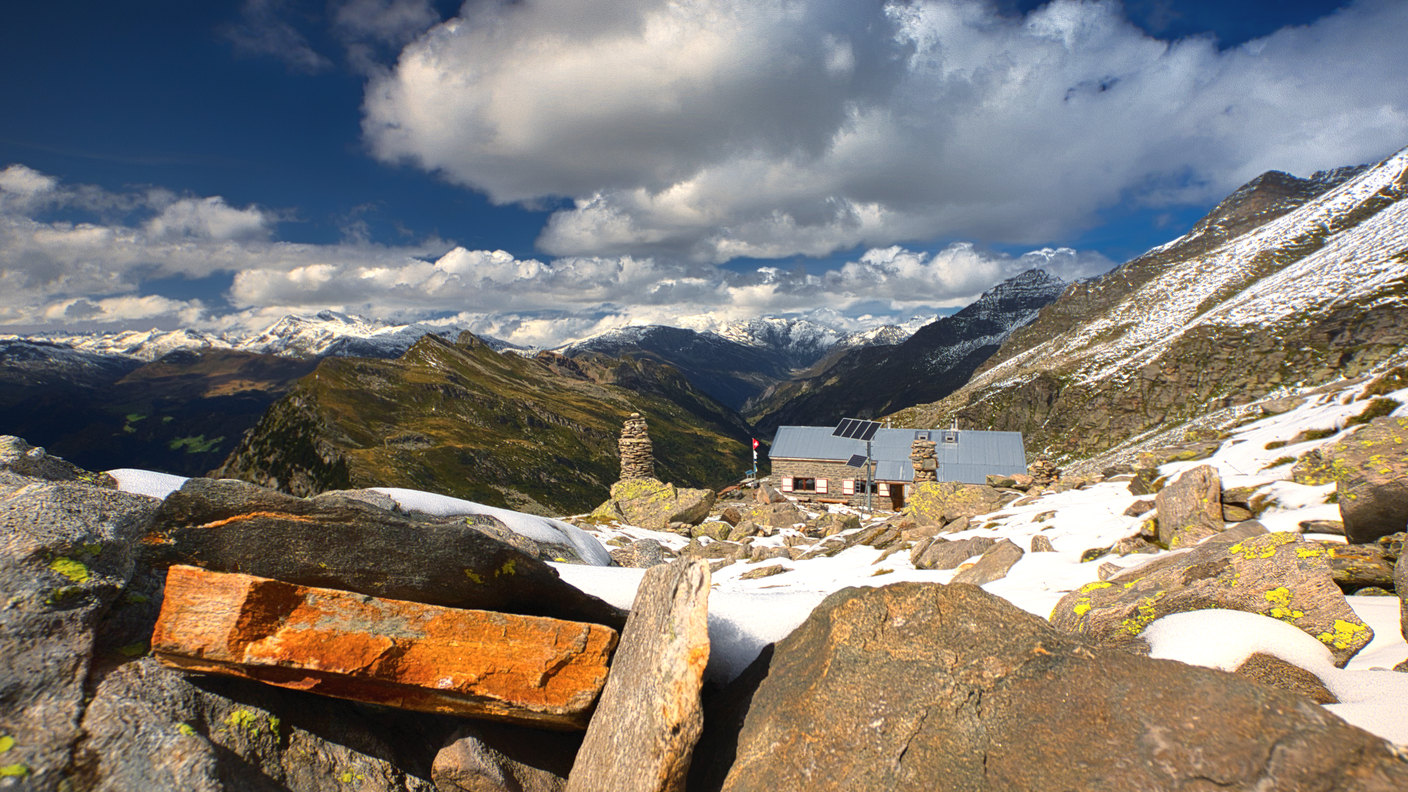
{"left": 910, "top": 438, "right": 938, "bottom": 483}
{"left": 1029, "top": 457, "right": 1061, "bottom": 486}
{"left": 619, "top": 413, "right": 655, "bottom": 480}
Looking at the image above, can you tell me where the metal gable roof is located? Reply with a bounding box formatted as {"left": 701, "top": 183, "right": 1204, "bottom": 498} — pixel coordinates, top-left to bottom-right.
{"left": 770, "top": 426, "right": 1027, "bottom": 485}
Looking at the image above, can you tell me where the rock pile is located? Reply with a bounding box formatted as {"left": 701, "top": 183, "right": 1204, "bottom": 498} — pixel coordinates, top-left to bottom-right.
{"left": 909, "top": 438, "right": 937, "bottom": 483}
{"left": 618, "top": 412, "right": 655, "bottom": 481}
{"left": 1029, "top": 456, "right": 1060, "bottom": 485}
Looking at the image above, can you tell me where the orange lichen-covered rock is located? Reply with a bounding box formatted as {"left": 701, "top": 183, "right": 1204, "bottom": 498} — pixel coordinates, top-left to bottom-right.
{"left": 152, "top": 565, "right": 618, "bottom": 729}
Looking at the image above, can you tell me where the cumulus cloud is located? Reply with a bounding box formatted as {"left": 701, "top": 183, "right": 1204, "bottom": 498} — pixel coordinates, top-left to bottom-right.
{"left": 0, "top": 165, "right": 1105, "bottom": 344}
{"left": 145, "top": 197, "right": 273, "bottom": 241}
{"left": 363, "top": 0, "right": 1408, "bottom": 262}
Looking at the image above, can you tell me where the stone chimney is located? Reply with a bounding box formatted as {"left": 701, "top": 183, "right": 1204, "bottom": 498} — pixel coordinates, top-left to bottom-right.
{"left": 910, "top": 437, "right": 938, "bottom": 483}
{"left": 619, "top": 413, "right": 655, "bottom": 481}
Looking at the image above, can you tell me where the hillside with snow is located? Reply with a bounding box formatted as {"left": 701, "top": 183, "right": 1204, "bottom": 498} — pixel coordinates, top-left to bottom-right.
{"left": 898, "top": 145, "right": 1408, "bottom": 461}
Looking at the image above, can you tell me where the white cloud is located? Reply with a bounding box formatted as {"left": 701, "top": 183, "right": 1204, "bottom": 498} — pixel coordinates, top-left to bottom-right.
{"left": 363, "top": 0, "right": 1408, "bottom": 261}
{"left": 145, "top": 197, "right": 273, "bottom": 241}
{"left": 0, "top": 164, "right": 1100, "bottom": 344}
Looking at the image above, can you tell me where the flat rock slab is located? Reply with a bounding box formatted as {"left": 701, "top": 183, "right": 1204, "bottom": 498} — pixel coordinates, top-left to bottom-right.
{"left": 567, "top": 559, "right": 710, "bottom": 792}
{"left": 716, "top": 582, "right": 1408, "bottom": 792}
{"left": 1051, "top": 532, "right": 1372, "bottom": 666}
{"left": 153, "top": 565, "right": 618, "bottom": 729}
{"left": 148, "top": 477, "right": 626, "bottom": 629}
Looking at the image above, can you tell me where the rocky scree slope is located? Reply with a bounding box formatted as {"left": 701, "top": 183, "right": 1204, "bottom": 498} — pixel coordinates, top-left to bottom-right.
{"left": 215, "top": 332, "right": 755, "bottom": 515}
{"left": 745, "top": 268, "right": 1066, "bottom": 435}
{"left": 893, "top": 148, "right": 1408, "bottom": 459}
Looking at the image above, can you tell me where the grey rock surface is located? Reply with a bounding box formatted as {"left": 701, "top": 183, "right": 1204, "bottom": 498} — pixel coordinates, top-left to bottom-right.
{"left": 712, "top": 582, "right": 1408, "bottom": 792}
{"left": 0, "top": 479, "right": 159, "bottom": 789}
{"left": 567, "top": 559, "right": 710, "bottom": 792}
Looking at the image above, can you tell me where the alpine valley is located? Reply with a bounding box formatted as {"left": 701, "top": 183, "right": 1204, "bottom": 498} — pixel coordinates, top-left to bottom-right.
{"left": 3, "top": 145, "right": 1407, "bottom": 515}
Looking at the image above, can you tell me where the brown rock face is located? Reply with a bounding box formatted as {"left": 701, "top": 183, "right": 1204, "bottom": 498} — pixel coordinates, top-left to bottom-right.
{"left": 1331, "top": 416, "right": 1408, "bottom": 543}
{"left": 1050, "top": 532, "right": 1372, "bottom": 667}
{"left": 1155, "top": 464, "right": 1225, "bottom": 547}
{"left": 153, "top": 566, "right": 618, "bottom": 729}
{"left": 911, "top": 536, "right": 996, "bottom": 571}
{"left": 433, "top": 723, "right": 580, "bottom": 792}
{"left": 714, "top": 582, "right": 1408, "bottom": 792}
{"left": 1397, "top": 554, "right": 1408, "bottom": 643}
{"left": 567, "top": 559, "right": 710, "bottom": 792}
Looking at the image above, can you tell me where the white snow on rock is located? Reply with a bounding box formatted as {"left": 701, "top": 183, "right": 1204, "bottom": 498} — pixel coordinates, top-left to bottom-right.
{"left": 370, "top": 487, "right": 612, "bottom": 567}
{"left": 1145, "top": 607, "right": 1408, "bottom": 745}
{"left": 107, "top": 468, "right": 191, "bottom": 499}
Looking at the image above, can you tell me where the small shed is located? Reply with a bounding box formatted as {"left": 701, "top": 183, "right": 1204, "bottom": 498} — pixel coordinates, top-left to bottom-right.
{"left": 768, "top": 425, "right": 1027, "bottom": 509}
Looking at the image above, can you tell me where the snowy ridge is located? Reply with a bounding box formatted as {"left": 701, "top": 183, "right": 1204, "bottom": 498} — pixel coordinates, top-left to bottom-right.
{"left": 234, "top": 310, "right": 469, "bottom": 358}
{"left": 676, "top": 315, "right": 848, "bottom": 357}
{"left": 33, "top": 328, "right": 236, "bottom": 362}
{"left": 970, "top": 146, "right": 1408, "bottom": 391}
{"left": 11, "top": 310, "right": 496, "bottom": 365}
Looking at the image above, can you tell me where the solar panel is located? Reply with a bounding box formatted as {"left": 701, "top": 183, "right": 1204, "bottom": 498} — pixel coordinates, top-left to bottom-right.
{"left": 833, "top": 418, "right": 881, "bottom": 440}
{"left": 845, "top": 454, "right": 868, "bottom": 468}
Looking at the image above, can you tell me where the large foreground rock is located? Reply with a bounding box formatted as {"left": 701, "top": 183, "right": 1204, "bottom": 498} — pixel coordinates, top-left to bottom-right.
{"left": 592, "top": 478, "right": 716, "bottom": 531}
{"left": 149, "top": 477, "right": 625, "bottom": 629}
{"left": 1329, "top": 416, "right": 1408, "bottom": 544}
{"left": 0, "top": 479, "right": 160, "bottom": 788}
{"left": 567, "top": 559, "right": 710, "bottom": 792}
{"left": 1050, "top": 532, "right": 1372, "bottom": 666}
{"left": 715, "top": 582, "right": 1408, "bottom": 792}
{"left": 153, "top": 566, "right": 618, "bottom": 728}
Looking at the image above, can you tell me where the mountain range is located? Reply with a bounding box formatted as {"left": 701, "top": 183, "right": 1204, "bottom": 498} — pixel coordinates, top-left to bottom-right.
{"left": 893, "top": 148, "right": 1408, "bottom": 460}
{"left": 3, "top": 144, "right": 1406, "bottom": 511}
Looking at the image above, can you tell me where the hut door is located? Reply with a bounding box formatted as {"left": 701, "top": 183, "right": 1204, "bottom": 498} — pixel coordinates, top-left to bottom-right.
{"left": 889, "top": 484, "right": 905, "bottom": 509}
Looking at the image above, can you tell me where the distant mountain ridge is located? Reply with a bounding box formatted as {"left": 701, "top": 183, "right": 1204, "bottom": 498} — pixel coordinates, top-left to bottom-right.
{"left": 893, "top": 146, "right": 1408, "bottom": 460}
{"left": 554, "top": 316, "right": 926, "bottom": 411}
{"left": 215, "top": 333, "right": 755, "bottom": 515}
{"left": 743, "top": 268, "right": 1068, "bottom": 435}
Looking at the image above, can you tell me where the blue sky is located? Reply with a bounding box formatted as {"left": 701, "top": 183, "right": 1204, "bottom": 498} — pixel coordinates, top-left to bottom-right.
{"left": 1, "top": 0, "right": 1404, "bottom": 346}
